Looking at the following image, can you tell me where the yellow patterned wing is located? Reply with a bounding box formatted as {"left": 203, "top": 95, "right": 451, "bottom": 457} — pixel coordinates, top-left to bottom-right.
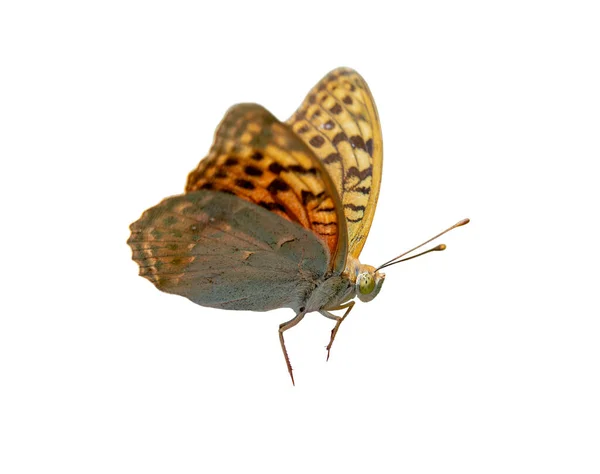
{"left": 186, "top": 103, "right": 348, "bottom": 273}
{"left": 286, "top": 68, "right": 383, "bottom": 259}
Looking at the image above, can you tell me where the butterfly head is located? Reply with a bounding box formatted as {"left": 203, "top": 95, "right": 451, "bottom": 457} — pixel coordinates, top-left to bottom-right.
{"left": 355, "top": 265, "right": 385, "bottom": 303}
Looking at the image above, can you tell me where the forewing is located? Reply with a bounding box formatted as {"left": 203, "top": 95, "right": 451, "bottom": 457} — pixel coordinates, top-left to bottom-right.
{"left": 186, "top": 103, "right": 347, "bottom": 273}
{"left": 286, "top": 68, "right": 383, "bottom": 258}
{"left": 128, "top": 190, "right": 329, "bottom": 312}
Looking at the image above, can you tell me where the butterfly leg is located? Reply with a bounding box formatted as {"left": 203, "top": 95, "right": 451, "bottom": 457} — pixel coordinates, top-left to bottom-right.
{"left": 320, "top": 301, "right": 355, "bottom": 361}
{"left": 278, "top": 312, "right": 305, "bottom": 386}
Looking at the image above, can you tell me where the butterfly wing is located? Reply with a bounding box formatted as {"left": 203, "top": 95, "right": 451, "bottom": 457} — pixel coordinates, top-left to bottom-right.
{"left": 186, "top": 103, "right": 347, "bottom": 273}
{"left": 128, "top": 190, "right": 329, "bottom": 312}
{"left": 286, "top": 68, "right": 383, "bottom": 259}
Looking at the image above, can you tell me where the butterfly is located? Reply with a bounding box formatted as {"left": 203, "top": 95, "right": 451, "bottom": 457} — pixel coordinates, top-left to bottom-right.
{"left": 127, "top": 68, "right": 469, "bottom": 384}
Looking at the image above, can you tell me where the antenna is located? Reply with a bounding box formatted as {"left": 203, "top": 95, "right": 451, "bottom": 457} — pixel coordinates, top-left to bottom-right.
{"left": 376, "top": 218, "right": 469, "bottom": 271}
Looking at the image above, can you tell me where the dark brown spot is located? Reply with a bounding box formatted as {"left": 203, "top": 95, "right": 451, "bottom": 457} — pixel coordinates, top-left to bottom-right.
{"left": 289, "top": 165, "right": 317, "bottom": 175}
{"left": 301, "top": 190, "right": 325, "bottom": 205}
{"left": 346, "top": 166, "right": 372, "bottom": 181}
{"left": 311, "top": 110, "right": 322, "bottom": 118}
{"left": 235, "top": 179, "right": 255, "bottom": 190}
{"left": 354, "top": 186, "right": 371, "bottom": 194}
{"left": 215, "top": 169, "right": 227, "bottom": 178}
{"left": 323, "top": 120, "right": 334, "bottom": 130}
{"left": 200, "top": 183, "right": 213, "bottom": 190}
{"left": 323, "top": 153, "right": 342, "bottom": 164}
{"left": 308, "top": 94, "right": 316, "bottom": 104}
{"left": 259, "top": 201, "right": 286, "bottom": 212}
{"left": 244, "top": 165, "right": 263, "bottom": 177}
{"left": 309, "top": 135, "right": 325, "bottom": 148}
{"left": 317, "top": 83, "right": 326, "bottom": 91}
{"left": 301, "top": 190, "right": 316, "bottom": 205}
{"left": 343, "top": 95, "right": 353, "bottom": 105}
{"left": 297, "top": 125, "right": 310, "bottom": 134}
{"left": 224, "top": 157, "right": 238, "bottom": 166}
{"left": 251, "top": 151, "right": 264, "bottom": 161}
{"left": 366, "top": 138, "right": 374, "bottom": 157}
{"left": 350, "top": 135, "right": 366, "bottom": 151}
{"left": 267, "top": 178, "right": 290, "bottom": 193}
{"left": 332, "top": 132, "right": 348, "bottom": 145}
{"left": 295, "top": 111, "right": 306, "bottom": 121}
{"left": 330, "top": 103, "right": 343, "bottom": 115}
{"left": 344, "top": 203, "right": 366, "bottom": 212}
{"left": 268, "top": 162, "right": 284, "bottom": 174}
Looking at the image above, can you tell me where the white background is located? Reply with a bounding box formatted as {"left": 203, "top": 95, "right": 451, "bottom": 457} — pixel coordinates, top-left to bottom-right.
{"left": 1, "top": 1, "right": 599, "bottom": 473}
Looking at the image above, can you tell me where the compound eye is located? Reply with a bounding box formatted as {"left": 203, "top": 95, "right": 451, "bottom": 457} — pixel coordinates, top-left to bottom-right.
{"left": 358, "top": 273, "right": 375, "bottom": 294}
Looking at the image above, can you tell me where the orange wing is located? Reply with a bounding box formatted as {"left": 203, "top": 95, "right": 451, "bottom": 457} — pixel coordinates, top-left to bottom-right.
{"left": 286, "top": 68, "right": 383, "bottom": 258}
{"left": 186, "top": 103, "right": 348, "bottom": 273}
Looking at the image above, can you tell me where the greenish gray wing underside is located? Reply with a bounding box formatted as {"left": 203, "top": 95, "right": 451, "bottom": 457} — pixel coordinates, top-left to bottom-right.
{"left": 127, "top": 190, "right": 329, "bottom": 312}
